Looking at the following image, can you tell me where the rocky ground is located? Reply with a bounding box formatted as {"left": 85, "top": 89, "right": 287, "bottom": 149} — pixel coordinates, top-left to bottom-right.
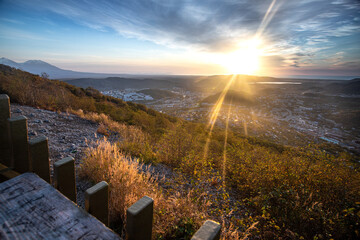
{"left": 11, "top": 104, "right": 103, "bottom": 207}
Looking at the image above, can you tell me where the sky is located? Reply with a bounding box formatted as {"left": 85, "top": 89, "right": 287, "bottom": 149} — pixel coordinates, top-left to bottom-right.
{"left": 0, "top": 0, "right": 359, "bottom": 77}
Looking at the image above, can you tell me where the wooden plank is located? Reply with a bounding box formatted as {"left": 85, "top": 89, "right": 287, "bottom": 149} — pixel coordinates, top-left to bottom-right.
{"left": 0, "top": 163, "right": 20, "bottom": 183}
{"left": 126, "top": 196, "right": 153, "bottom": 240}
{"left": 29, "top": 136, "right": 51, "bottom": 183}
{"left": 191, "top": 220, "right": 221, "bottom": 240}
{"left": 0, "top": 94, "right": 11, "bottom": 166}
{"left": 0, "top": 173, "right": 121, "bottom": 240}
{"left": 8, "top": 116, "right": 30, "bottom": 173}
{"left": 54, "top": 157, "right": 76, "bottom": 203}
{"left": 85, "top": 181, "right": 109, "bottom": 226}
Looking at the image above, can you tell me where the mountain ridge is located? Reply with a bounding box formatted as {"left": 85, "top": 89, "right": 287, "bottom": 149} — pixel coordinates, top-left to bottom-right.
{"left": 0, "top": 57, "right": 133, "bottom": 79}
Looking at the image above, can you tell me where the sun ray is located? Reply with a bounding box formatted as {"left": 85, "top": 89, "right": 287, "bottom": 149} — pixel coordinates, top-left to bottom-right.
{"left": 243, "top": 121, "right": 248, "bottom": 136}
{"left": 203, "top": 74, "right": 237, "bottom": 160}
{"left": 255, "top": 0, "right": 280, "bottom": 39}
{"left": 222, "top": 98, "right": 232, "bottom": 186}
{"left": 204, "top": 0, "right": 280, "bottom": 176}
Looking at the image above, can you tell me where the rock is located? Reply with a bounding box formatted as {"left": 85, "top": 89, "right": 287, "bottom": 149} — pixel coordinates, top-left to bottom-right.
{"left": 44, "top": 119, "right": 50, "bottom": 123}
{"left": 28, "top": 131, "right": 37, "bottom": 136}
{"left": 34, "top": 119, "right": 42, "bottom": 123}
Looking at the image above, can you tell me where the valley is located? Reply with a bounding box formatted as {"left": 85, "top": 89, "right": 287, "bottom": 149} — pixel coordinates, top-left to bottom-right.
{"left": 85, "top": 77, "right": 360, "bottom": 154}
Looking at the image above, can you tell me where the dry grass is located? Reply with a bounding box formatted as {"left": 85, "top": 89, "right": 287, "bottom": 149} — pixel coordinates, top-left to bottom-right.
{"left": 69, "top": 109, "right": 157, "bottom": 163}
{"left": 79, "top": 138, "right": 207, "bottom": 239}
{"left": 68, "top": 109, "right": 147, "bottom": 143}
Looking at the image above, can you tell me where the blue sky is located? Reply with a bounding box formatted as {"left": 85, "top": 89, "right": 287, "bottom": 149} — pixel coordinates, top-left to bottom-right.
{"left": 0, "top": 0, "right": 359, "bottom": 77}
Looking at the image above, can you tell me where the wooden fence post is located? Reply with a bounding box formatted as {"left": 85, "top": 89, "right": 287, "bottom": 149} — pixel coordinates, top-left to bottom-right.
{"left": 85, "top": 181, "right": 109, "bottom": 226}
{"left": 0, "top": 94, "right": 11, "bottom": 166}
{"left": 126, "top": 196, "right": 153, "bottom": 240}
{"left": 0, "top": 163, "right": 20, "bottom": 182}
{"left": 29, "top": 136, "right": 51, "bottom": 183}
{"left": 8, "top": 116, "right": 30, "bottom": 173}
{"left": 54, "top": 156, "right": 76, "bottom": 203}
{"left": 191, "top": 220, "right": 221, "bottom": 240}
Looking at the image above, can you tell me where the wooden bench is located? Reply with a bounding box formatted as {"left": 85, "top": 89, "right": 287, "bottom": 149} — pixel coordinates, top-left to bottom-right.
{"left": 0, "top": 173, "right": 121, "bottom": 239}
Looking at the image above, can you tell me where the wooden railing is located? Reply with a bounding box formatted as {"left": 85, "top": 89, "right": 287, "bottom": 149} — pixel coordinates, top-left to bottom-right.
{"left": 0, "top": 94, "right": 221, "bottom": 240}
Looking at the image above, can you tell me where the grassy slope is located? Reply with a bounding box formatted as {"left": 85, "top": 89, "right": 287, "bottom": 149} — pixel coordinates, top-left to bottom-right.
{"left": 0, "top": 64, "right": 177, "bottom": 135}
{"left": 1, "top": 64, "right": 359, "bottom": 239}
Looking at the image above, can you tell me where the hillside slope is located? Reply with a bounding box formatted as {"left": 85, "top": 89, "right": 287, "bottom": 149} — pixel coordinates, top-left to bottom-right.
{"left": 0, "top": 64, "right": 177, "bottom": 135}
{"left": 326, "top": 78, "right": 360, "bottom": 95}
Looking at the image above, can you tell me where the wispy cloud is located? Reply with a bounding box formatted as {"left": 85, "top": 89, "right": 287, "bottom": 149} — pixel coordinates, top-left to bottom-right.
{"left": 0, "top": 24, "right": 50, "bottom": 41}
{"left": 0, "top": 18, "right": 24, "bottom": 24}
{"left": 7, "top": 1, "right": 360, "bottom": 50}
{"left": 2, "top": 0, "right": 360, "bottom": 74}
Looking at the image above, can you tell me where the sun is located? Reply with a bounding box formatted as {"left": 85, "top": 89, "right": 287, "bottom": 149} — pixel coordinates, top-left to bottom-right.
{"left": 221, "top": 39, "right": 262, "bottom": 75}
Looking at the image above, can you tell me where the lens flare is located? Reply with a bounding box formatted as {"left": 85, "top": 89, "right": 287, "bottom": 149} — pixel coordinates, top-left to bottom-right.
{"left": 203, "top": 0, "right": 280, "bottom": 186}
{"left": 222, "top": 99, "right": 232, "bottom": 185}
{"left": 203, "top": 74, "right": 236, "bottom": 160}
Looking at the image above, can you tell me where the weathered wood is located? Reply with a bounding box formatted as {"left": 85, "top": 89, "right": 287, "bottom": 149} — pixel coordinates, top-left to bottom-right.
{"left": 54, "top": 157, "right": 76, "bottom": 203}
{"left": 29, "top": 136, "right": 51, "bottom": 183}
{"left": 0, "top": 163, "right": 20, "bottom": 183}
{"left": 0, "top": 94, "right": 11, "bottom": 166}
{"left": 0, "top": 173, "right": 121, "bottom": 239}
{"left": 126, "top": 196, "right": 153, "bottom": 240}
{"left": 8, "top": 116, "right": 30, "bottom": 173}
{"left": 191, "top": 220, "right": 221, "bottom": 240}
{"left": 85, "top": 181, "right": 109, "bottom": 226}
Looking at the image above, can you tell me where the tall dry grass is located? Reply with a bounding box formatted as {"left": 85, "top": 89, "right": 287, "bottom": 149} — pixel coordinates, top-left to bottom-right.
{"left": 69, "top": 109, "right": 157, "bottom": 162}
{"left": 79, "top": 138, "right": 207, "bottom": 239}
{"left": 69, "top": 109, "right": 146, "bottom": 143}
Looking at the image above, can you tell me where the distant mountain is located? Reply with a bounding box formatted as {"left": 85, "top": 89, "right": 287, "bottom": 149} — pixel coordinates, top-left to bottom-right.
{"left": 21, "top": 59, "right": 63, "bottom": 74}
{"left": 326, "top": 78, "right": 360, "bottom": 95}
{"left": 0, "top": 57, "right": 131, "bottom": 79}
{"left": 0, "top": 58, "right": 21, "bottom": 68}
{"left": 0, "top": 57, "right": 77, "bottom": 78}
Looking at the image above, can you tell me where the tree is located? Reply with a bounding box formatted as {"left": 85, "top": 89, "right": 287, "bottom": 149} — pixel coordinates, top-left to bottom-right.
{"left": 41, "top": 72, "right": 49, "bottom": 79}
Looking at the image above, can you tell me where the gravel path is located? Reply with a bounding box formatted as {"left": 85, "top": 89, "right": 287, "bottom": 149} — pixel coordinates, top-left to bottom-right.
{"left": 11, "top": 104, "right": 102, "bottom": 207}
